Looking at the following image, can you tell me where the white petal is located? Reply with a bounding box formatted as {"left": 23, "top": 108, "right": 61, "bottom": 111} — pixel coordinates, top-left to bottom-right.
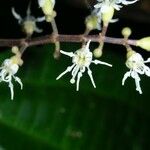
{"left": 34, "top": 26, "right": 43, "bottom": 33}
{"left": 110, "top": 18, "right": 119, "bottom": 23}
{"left": 36, "top": 16, "right": 45, "bottom": 22}
{"left": 51, "top": 0, "right": 56, "bottom": 6}
{"left": 113, "top": 4, "right": 122, "bottom": 10}
{"left": 11, "top": 64, "right": 19, "bottom": 74}
{"left": 1, "top": 71, "right": 11, "bottom": 82}
{"left": 70, "top": 66, "right": 79, "bottom": 84}
{"left": 144, "top": 66, "right": 150, "bottom": 77}
{"left": 60, "top": 50, "right": 75, "bottom": 57}
{"left": 38, "top": 0, "right": 46, "bottom": 7}
{"left": 131, "top": 70, "right": 140, "bottom": 81}
{"left": 135, "top": 77, "right": 142, "bottom": 94}
{"left": 56, "top": 64, "right": 75, "bottom": 80}
{"left": 92, "top": 60, "right": 112, "bottom": 67}
{"left": 135, "top": 66, "right": 144, "bottom": 75}
{"left": 71, "top": 65, "right": 79, "bottom": 76}
{"left": 122, "top": 71, "right": 131, "bottom": 86}
{"left": 144, "top": 58, "right": 150, "bottom": 63}
{"left": 87, "top": 67, "right": 96, "bottom": 88}
{"left": 11, "top": 7, "right": 22, "bottom": 24}
{"left": 131, "top": 71, "right": 142, "bottom": 94}
{"left": 3, "top": 59, "right": 11, "bottom": 66}
{"left": 8, "top": 81, "right": 14, "bottom": 100}
{"left": 85, "top": 40, "right": 91, "bottom": 51}
{"left": 94, "top": 4, "right": 102, "bottom": 9}
{"left": 14, "top": 76, "right": 23, "bottom": 90}
{"left": 26, "top": 2, "right": 31, "bottom": 16}
{"left": 122, "top": 0, "right": 138, "bottom": 5}
{"left": 76, "top": 72, "right": 82, "bottom": 91}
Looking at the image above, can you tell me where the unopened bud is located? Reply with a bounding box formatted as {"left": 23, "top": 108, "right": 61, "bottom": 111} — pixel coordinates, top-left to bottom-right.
{"left": 85, "top": 15, "right": 101, "bottom": 31}
{"left": 126, "top": 49, "right": 136, "bottom": 59}
{"left": 93, "top": 48, "right": 103, "bottom": 58}
{"left": 122, "top": 27, "right": 132, "bottom": 38}
{"left": 23, "top": 21, "right": 35, "bottom": 36}
{"left": 11, "top": 55, "right": 23, "bottom": 66}
{"left": 136, "top": 37, "right": 150, "bottom": 51}
{"left": 12, "top": 46, "right": 19, "bottom": 54}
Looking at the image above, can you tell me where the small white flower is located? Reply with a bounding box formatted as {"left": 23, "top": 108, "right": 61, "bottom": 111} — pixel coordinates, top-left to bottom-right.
{"left": 0, "top": 59, "right": 23, "bottom": 100}
{"left": 38, "top": 0, "right": 55, "bottom": 8}
{"left": 94, "top": 0, "right": 138, "bottom": 12}
{"left": 12, "top": 3, "right": 45, "bottom": 36}
{"left": 122, "top": 52, "right": 150, "bottom": 94}
{"left": 56, "top": 40, "right": 112, "bottom": 91}
{"left": 38, "top": 0, "right": 56, "bottom": 22}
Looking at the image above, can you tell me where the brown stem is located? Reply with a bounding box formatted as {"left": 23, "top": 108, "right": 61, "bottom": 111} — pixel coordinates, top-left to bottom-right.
{"left": 99, "top": 24, "right": 109, "bottom": 48}
{"left": 0, "top": 34, "right": 137, "bottom": 48}
{"left": 51, "top": 19, "right": 60, "bottom": 58}
{"left": 101, "top": 25, "right": 108, "bottom": 37}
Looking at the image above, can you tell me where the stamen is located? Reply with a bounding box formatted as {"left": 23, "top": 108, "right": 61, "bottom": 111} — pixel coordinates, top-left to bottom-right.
{"left": 9, "top": 81, "right": 14, "bottom": 100}
{"left": 122, "top": 71, "right": 131, "bottom": 85}
{"left": 76, "top": 72, "right": 82, "bottom": 91}
{"left": 144, "top": 58, "right": 150, "bottom": 63}
{"left": 60, "top": 50, "right": 75, "bottom": 57}
{"left": 11, "top": 7, "right": 22, "bottom": 23}
{"left": 70, "top": 66, "right": 79, "bottom": 84}
{"left": 87, "top": 67, "right": 96, "bottom": 88}
{"left": 92, "top": 60, "right": 112, "bottom": 67}
{"left": 122, "top": 0, "right": 138, "bottom": 5}
{"left": 14, "top": 76, "right": 23, "bottom": 89}
{"left": 56, "top": 64, "right": 75, "bottom": 80}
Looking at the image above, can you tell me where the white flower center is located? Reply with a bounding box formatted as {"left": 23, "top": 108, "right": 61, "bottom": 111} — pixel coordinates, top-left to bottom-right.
{"left": 72, "top": 49, "right": 92, "bottom": 68}
{"left": 126, "top": 53, "right": 144, "bottom": 70}
{"left": 3, "top": 59, "right": 19, "bottom": 75}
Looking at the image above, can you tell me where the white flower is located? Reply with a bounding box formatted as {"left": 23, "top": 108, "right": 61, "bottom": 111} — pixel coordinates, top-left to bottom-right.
{"left": 122, "top": 52, "right": 150, "bottom": 94}
{"left": 0, "top": 59, "right": 23, "bottom": 100}
{"left": 38, "top": 0, "right": 55, "bottom": 8}
{"left": 94, "top": 0, "right": 138, "bottom": 12}
{"left": 12, "top": 3, "right": 45, "bottom": 36}
{"left": 38, "top": 0, "right": 56, "bottom": 22}
{"left": 56, "top": 40, "right": 112, "bottom": 91}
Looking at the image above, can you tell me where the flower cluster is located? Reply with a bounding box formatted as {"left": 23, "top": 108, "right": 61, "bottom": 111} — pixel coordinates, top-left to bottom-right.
{"left": 122, "top": 50, "right": 150, "bottom": 94}
{"left": 85, "top": 0, "right": 138, "bottom": 32}
{"left": 0, "top": 0, "right": 149, "bottom": 100}
{"left": 0, "top": 47, "right": 23, "bottom": 100}
{"left": 56, "top": 41, "right": 112, "bottom": 91}
{"left": 94, "top": 0, "right": 139, "bottom": 12}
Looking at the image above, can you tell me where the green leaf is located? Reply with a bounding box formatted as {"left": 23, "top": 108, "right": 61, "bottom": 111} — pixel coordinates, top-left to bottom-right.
{"left": 0, "top": 44, "right": 150, "bottom": 150}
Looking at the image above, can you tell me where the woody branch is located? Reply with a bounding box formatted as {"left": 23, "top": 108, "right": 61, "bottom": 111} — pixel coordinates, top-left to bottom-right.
{"left": 0, "top": 34, "right": 137, "bottom": 48}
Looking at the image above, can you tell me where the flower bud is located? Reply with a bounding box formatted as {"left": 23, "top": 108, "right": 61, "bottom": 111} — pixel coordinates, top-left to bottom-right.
{"left": 85, "top": 15, "right": 101, "bottom": 31}
{"left": 136, "top": 37, "right": 150, "bottom": 51}
{"left": 12, "top": 46, "right": 19, "bottom": 54}
{"left": 126, "top": 49, "right": 136, "bottom": 59}
{"left": 122, "top": 27, "right": 132, "bottom": 38}
{"left": 93, "top": 48, "right": 103, "bottom": 58}
{"left": 23, "top": 21, "right": 35, "bottom": 36}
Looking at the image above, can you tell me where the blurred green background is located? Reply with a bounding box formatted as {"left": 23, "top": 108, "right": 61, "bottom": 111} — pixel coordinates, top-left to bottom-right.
{"left": 0, "top": 0, "right": 150, "bottom": 150}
